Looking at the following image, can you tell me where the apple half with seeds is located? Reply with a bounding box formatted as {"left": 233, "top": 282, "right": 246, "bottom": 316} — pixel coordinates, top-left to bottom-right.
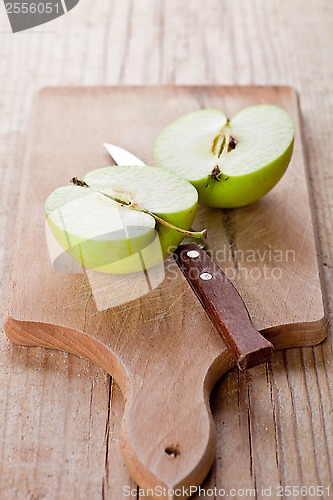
{"left": 45, "top": 165, "right": 203, "bottom": 274}
{"left": 153, "top": 105, "right": 295, "bottom": 208}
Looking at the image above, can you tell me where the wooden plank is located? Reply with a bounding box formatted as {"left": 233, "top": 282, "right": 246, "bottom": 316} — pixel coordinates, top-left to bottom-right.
{"left": 6, "top": 86, "right": 327, "bottom": 333}
{"left": 4, "top": 86, "right": 328, "bottom": 495}
{"left": 0, "top": 1, "right": 332, "bottom": 498}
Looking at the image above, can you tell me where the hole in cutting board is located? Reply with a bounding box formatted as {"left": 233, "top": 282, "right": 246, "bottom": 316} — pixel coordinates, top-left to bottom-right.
{"left": 164, "top": 446, "right": 180, "bottom": 458}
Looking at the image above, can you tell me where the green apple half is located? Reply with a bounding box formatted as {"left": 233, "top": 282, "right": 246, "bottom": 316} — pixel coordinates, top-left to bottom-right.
{"left": 45, "top": 165, "right": 200, "bottom": 274}
{"left": 153, "top": 105, "right": 295, "bottom": 208}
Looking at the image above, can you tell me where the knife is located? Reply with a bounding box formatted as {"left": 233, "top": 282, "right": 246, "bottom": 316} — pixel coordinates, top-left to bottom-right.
{"left": 103, "top": 142, "right": 274, "bottom": 370}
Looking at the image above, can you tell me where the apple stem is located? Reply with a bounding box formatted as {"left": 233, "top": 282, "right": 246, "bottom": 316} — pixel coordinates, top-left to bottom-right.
{"left": 71, "top": 176, "right": 132, "bottom": 206}
{"left": 139, "top": 208, "right": 207, "bottom": 239}
{"left": 70, "top": 177, "right": 207, "bottom": 240}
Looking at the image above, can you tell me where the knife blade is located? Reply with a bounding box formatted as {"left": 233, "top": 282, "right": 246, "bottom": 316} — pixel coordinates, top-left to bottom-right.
{"left": 103, "top": 142, "right": 145, "bottom": 166}
{"left": 102, "top": 142, "right": 274, "bottom": 370}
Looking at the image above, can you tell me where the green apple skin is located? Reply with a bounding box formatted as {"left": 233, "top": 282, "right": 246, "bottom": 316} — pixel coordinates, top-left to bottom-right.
{"left": 153, "top": 105, "right": 295, "bottom": 208}
{"left": 194, "top": 139, "right": 294, "bottom": 208}
{"left": 47, "top": 213, "right": 167, "bottom": 274}
{"left": 46, "top": 205, "right": 157, "bottom": 274}
{"left": 45, "top": 166, "right": 198, "bottom": 274}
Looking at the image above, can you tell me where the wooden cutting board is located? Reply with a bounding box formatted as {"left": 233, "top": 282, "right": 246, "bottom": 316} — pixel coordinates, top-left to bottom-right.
{"left": 5, "top": 86, "right": 328, "bottom": 497}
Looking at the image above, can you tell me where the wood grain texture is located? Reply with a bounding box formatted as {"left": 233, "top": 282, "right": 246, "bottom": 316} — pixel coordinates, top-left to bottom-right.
{"left": 0, "top": 1, "right": 332, "bottom": 498}
{"left": 3, "top": 85, "right": 329, "bottom": 497}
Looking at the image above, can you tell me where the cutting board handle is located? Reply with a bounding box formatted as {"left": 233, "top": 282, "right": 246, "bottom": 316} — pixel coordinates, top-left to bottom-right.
{"left": 5, "top": 313, "right": 329, "bottom": 498}
{"left": 5, "top": 316, "right": 234, "bottom": 499}
{"left": 122, "top": 377, "right": 217, "bottom": 496}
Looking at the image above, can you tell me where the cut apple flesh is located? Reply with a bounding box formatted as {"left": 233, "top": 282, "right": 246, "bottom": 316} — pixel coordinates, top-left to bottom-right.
{"left": 153, "top": 105, "right": 295, "bottom": 208}
{"left": 45, "top": 165, "right": 198, "bottom": 274}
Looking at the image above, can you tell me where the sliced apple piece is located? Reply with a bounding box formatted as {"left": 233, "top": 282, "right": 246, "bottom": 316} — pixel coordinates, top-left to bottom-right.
{"left": 45, "top": 165, "right": 199, "bottom": 274}
{"left": 153, "top": 105, "right": 295, "bottom": 208}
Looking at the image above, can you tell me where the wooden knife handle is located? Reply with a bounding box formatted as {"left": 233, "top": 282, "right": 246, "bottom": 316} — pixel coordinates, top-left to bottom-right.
{"left": 173, "top": 243, "right": 274, "bottom": 370}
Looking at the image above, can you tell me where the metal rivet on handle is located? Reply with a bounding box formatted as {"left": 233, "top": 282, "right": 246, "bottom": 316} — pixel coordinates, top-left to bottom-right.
{"left": 200, "top": 272, "right": 213, "bottom": 281}
{"left": 187, "top": 250, "right": 200, "bottom": 258}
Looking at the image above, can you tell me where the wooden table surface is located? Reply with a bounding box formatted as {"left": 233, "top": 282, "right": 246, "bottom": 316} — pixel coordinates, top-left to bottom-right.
{"left": 0, "top": 1, "right": 332, "bottom": 499}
